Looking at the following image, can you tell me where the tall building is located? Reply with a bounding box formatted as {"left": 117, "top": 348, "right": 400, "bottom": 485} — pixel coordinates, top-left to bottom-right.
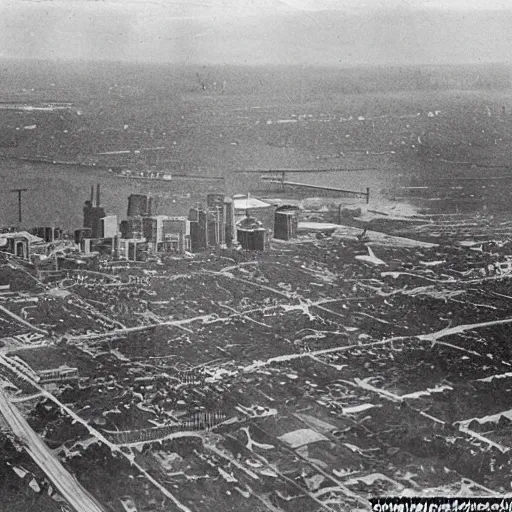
{"left": 125, "top": 216, "right": 144, "bottom": 239}
{"left": 274, "top": 206, "right": 299, "bottom": 241}
{"left": 127, "top": 194, "right": 152, "bottom": 218}
{"left": 119, "top": 221, "right": 129, "bottom": 239}
{"left": 189, "top": 207, "right": 208, "bottom": 253}
{"left": 142, "top": 217, "right": 158, "bottom": 243}
{"left": 83, "top": 184, "right": 105, "bottom": 239}
{"left": 224, "top": 197, "right": 235, "bottom": 247}
{"left": 74, "top": 228, "right": 92, "bottom": 244}
{"left": 118, "top": 239, "right": 147, "bottom": 261}
{"left": 237, "top": 217, "right": 266, "bottom": 251}
{"left": 206, "top": 194, "right": 226, "bottom": 247}
{"left": 100, "top": 215, "right": 118, "bottom": 239}
{"left": 162, "top": 217, "right": 190, "bottom": 253}
{"left": 207, "top": 208, "right": 223, "bottom": 246}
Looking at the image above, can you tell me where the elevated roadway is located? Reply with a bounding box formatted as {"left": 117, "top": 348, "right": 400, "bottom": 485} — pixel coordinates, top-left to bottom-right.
{"left": 0, "top": 385, "right": 105, "bottom": 512}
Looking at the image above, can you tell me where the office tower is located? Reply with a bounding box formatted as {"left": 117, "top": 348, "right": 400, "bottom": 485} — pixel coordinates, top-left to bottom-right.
{"left": 83, "top": 184, "right": 105, "bottom": 239}
{"left": 206, "top": 194, "right": 225, "bottom": 246}
{"left": 127, "top": 194, "right": 152, "bottom": 218}
{"left": 274, "top": 207, "right": 299, "bottom": 241}
{"left": 223, "top": 198, "right": 235, "bottom": 247}
{"left": 189, "top": 207, "right": 207, "bottom": 253}
{"left": 100, "top": 215, "right": 118, "bottom": 239}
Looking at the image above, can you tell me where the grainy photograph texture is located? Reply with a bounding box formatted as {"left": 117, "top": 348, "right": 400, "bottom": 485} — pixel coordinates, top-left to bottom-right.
{"left": 0, "top": 0, "right": 512, "bottom": 511}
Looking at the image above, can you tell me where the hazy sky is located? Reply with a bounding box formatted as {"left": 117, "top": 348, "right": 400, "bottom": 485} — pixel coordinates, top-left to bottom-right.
{"left": 284, "top": 0, "right": 512, "bottom": 10}
{"left": 1, "top": 0, "right": 511, "bottom": 65}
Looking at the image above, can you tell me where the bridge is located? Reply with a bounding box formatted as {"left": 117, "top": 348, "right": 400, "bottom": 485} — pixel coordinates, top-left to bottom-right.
{"left": 235, "top": 169, "right": 371, "bottom": 202}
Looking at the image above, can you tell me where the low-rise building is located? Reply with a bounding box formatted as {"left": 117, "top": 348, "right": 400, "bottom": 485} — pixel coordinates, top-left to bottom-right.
{"left": 0, "top": 232, "right": 33, "bottom": 260}
{"left": 118, "top": 238, "right": 148, "bottom": 261}
{"left": 38, "top": 366, "right": 79, "bottom": 384}
{"left": 233, "top": 194, "right": 276, "bottom": 241}
{"left": 236, "top": 217, "right": 267, "bottom": 251}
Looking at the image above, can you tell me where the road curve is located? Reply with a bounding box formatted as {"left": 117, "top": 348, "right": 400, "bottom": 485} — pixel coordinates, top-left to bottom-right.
{"left": 0, "top": 387, "right": 105, "bottom": 512}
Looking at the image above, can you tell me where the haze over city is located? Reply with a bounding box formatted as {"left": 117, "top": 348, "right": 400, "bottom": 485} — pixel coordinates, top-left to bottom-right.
{"left": 1, "top": 0, "right": 512, "bottom": 65}
{"left": 3, "top": 0, "right": 512, "bottom": 511}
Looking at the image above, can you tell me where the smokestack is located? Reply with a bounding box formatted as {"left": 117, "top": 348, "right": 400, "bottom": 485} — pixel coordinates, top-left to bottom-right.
{"left": 90, "top": 185, "right": 94, "bottom": 205}
{"left": 96, "top": 184, "right": 101, "bottom": 207}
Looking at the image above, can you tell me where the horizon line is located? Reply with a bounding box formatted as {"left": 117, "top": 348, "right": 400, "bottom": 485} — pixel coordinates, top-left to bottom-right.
{"left": 0, "top": 56, "right": 510, "bottom": 69}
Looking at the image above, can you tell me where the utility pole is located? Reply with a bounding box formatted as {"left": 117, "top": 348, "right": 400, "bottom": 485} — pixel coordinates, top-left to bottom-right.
{"left": 10, "top": 188, "right": 28, "bottom": 226}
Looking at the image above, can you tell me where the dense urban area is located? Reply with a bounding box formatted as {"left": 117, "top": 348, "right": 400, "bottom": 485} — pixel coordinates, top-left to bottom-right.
{"left": 1, "top": 60, "right": 512, "bottom": 512}
{"left": 3, "top": 181, "right": 512, "bottom": 511}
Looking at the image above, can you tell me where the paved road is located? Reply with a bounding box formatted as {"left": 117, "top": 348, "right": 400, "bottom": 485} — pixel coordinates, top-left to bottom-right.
{"left": 0, "top": 386, "right": 105, "bottom": 512}
{"left": 0, "top": 303, "right": 48, "bottom": 335}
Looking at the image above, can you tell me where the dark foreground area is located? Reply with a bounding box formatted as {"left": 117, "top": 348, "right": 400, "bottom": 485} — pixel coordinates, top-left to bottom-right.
{"left": 1, "top": 216, "right": 512, "bottom": 510}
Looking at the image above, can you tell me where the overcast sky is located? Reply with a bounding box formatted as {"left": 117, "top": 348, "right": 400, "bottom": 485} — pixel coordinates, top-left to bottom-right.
{"left": 285, "top": 0, "right": 512, "bottom": 10}
{"left": 1, "top": 0, "right": 511, "bottom": 65}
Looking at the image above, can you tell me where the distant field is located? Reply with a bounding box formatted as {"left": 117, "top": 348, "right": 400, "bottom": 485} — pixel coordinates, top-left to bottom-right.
{"left": 0, "top": 61, "right": 512, "bottom": 228}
